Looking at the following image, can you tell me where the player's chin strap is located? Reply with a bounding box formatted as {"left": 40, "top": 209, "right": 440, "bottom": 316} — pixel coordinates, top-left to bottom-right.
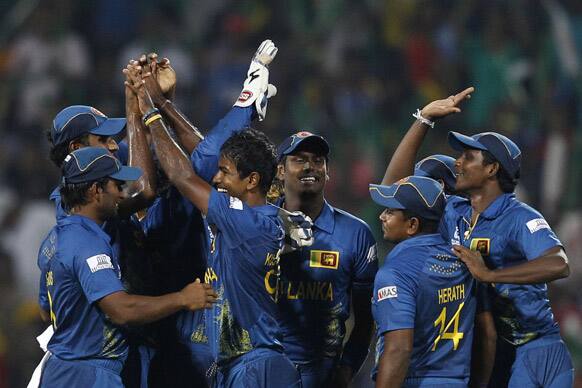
{"left": 233, "top": 39, "right": 278, "bottom": 121}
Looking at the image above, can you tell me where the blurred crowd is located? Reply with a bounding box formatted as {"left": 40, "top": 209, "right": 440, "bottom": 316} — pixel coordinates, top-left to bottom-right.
{"left": 0, "top": 0, "right": 580, "bottom": 386}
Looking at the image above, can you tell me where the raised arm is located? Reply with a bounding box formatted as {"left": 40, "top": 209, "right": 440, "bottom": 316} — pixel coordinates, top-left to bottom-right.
{"left": 381, "top": 87, "right": 474, "bottom": 185}
{"left": 118, "top": 63, "right": 158, "bottom": 218}
{"left": 140, "top": 53, "right": 204, "bottom": 155}
{"left": 125, "top": 62, "right": 212, "bottom": 213}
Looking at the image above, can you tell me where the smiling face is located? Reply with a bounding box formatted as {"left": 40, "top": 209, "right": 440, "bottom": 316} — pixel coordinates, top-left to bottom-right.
{"left": 212, "top": 155, "right": 252, "bottom": 199}
{"left": 454, "top": 149, "right": 498, "bottom": 193}
{"left": 96, "top": 179, "right": 126, "bottom": 220}
{"left": 280, "top": 150, "right": 327, "bottom": 197}
{"left": 378, "top": 208, "right": 412, "bottom": 243}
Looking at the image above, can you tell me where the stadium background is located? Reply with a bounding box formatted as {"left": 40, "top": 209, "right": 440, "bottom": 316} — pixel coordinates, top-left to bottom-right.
{"left": 0, "top": 0, "right": 580, "bottom": 386}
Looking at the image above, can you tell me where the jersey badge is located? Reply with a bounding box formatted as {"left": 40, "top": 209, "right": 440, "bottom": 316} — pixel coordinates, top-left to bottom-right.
{"left": 310, "top": 250, "right": 340, "bottom": 269}
{"left": 470, "top": 238, "right": 490, "bottom": 256}
{"left": 229, "top": 196, "right": 243, "bottom": 210}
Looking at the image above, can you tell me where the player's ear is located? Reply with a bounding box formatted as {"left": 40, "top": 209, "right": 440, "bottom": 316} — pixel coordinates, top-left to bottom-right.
{"left": 87, "top": 182, "right": 100, "bottom": 202}
{"left": 69, "top": 140, "right": 82, "bottom": 152}
{"left": 407, "top": 216, "right": 421, "bottom": 236}
{"left": 487, "top": 162, "right": 500, "bottom": 178}
{"left": 276, "top": 164, "right": 285, "bottom": 180}
{"left": 246, "top": 171, "right": 261, "bottom": 191}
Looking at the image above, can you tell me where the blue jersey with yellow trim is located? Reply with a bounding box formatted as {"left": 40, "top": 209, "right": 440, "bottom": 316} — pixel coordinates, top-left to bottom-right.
{"left": 274, "top": 199, "right": 377, "bottom": 362}
{"left": 372, "top": 233, "right": 477, "bottom": 381}
{"left": 204, "top": 189, "right": 285, "bottom": 364}
{"left": 441, "top": 193, "right": 561, "bottom": 345}
{"left": 44, "top": 215, "right": 127, "bottom": 362}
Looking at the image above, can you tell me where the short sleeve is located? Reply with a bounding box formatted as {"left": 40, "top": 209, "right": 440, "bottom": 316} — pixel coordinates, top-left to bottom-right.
{"left": 206, "top": 189, "right": 282, "bottom": 249}
{"left": 352, "top": 225, "right": 378, "bottom": 290}
{"left": 514, "top": 212, "right": 562, "bottom": 260}
{"left": 373, "top": 266, "right": 417, "bottom": 334}
{"left": 72, "top": 241, "right": 125, "bottom": 304}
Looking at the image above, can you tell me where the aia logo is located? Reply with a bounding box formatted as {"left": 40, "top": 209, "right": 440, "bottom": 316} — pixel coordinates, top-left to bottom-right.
{"left": 237, "top": 90, "right": 253, "bottom": 103}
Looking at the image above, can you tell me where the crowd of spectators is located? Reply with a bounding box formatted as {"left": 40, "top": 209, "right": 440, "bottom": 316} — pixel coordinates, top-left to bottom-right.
{"left": 0, "top": 0, "right": 580, "bottom": 386}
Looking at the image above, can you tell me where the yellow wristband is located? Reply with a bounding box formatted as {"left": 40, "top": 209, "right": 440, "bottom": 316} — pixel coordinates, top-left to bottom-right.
{"left": 144, "top": 114, "right": 162, "bottom": 126}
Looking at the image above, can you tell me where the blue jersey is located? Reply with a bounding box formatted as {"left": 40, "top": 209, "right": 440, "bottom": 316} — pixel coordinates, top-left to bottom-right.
{"left": 372, "top": 234, "right": 478, "bottom": 381}
{"left": 274, "top": 200, "right": 377, "bottom": 363}
{"left": 441, "top": 193, "right": 562, "bottom": 345}
{"left": 44, "top": 215, "right": 127, "bottom": 363}
{"left": 204, "top": 189, "right": 285, "bottom": 364}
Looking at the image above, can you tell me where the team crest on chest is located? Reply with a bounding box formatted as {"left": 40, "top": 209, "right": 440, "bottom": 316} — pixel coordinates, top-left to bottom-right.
{"left": 470, "top": 238, "right": 490, "bottom": 256}
{"left": 309, "top": 250, "right": 340, "bottom": 269}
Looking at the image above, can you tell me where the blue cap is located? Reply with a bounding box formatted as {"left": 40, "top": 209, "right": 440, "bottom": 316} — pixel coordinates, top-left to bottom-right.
{"left": 369, "top": 176, "right": 445, "bottom": 221}
{"left": 448, "top": 131, "right": 521, "bottom": 179}
{"left": 277, "top": 131, "right": 330, "bottom": 161}
{"left": 414, "top": 154, "right": 456, "bottom": 193}
{"left": 51, "top": 105, "right": 126, "bottom": 146}
{"left": 62, "top": 147, "right": 142, "bottom": 184}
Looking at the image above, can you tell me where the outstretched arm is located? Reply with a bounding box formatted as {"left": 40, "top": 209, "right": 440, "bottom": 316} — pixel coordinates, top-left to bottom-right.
{"left": 98, "top": 279, "right": 217, "bottom": 326}
{"left": 381, "top": 87, "right": 474, "bottom": 185}
{"left": 453, "top": 245, "right": 569, "bottom": 284}
{"left": 125, "top": 62, "right": 212, "bottom": 214}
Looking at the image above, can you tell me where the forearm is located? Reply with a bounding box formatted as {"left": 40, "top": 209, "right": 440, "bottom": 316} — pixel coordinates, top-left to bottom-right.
{"left": 375, "top": 350, "right": 410, "bottom": 388}
{"left": 487, "top": 254, "right": 569, "bottom": 284}
{"left": 100, "top": 291, "right": 185, "bottom": 326}
{"left": 118, "top": 112, "right": 157, "bottom": 217}
{"left": 159, "top": 99, "right": 204, "bottom": 154}
{"left": 147, "top": 118, "right": 210, "bottom": 212}
{"left": 381, "top": 120, "right": 430, "bottom": 185}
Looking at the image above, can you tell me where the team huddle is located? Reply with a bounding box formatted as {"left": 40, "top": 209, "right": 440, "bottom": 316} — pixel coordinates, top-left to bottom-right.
{"left": 33, "top": 40, "right": 573, "bottom": 388}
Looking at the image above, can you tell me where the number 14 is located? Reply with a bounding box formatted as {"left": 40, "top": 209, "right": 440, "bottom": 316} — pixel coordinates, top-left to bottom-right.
{"left": 432, "top": 302, "right": 464, "bottom": 351}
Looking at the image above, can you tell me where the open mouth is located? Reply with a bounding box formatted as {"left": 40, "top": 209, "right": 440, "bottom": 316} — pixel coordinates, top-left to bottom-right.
{"left": 299, "top": 176, "right": 317, "bottom": 183}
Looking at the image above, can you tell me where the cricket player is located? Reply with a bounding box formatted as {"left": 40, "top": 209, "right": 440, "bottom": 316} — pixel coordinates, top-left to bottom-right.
{"left": 370, "top": 176, "right": 483, "bottom": 387}
{"left": 38, "top": 147, "right": 217, "bottom": 387}
{"left": 273, "top": 131, "right": 378, "bottom": 387}
{"left": 125, "top": 54, "right": 308, "bottom": 386}
{"left": 443, "top": 131, "right": 573, "bottom": 387}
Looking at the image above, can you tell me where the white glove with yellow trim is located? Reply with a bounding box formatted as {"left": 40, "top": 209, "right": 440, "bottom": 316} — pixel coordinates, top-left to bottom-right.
{"left": 234, "top": 39, "right": 278, "bottom": 121}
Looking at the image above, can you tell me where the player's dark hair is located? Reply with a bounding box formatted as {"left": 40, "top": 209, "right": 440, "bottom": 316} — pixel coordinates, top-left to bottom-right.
{"left": 46, "top": 128, "right": 90, "bottom": 168}
{"left": 402, "top": 209, "right": 440, "bottom": 234}
{"left": 481, "top": 150, "right": 518, "bottom": 193}
{"left": 60, "top": 177, "right": 110, "bottom": 212}
{"left": 220, "top": 128, "right": 277, "bottom": 195}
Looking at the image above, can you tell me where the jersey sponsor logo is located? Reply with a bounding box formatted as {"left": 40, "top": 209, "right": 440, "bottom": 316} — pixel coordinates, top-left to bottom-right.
{"left": 367, "top": 244, "right": 378, "bottom": 263}
{"left": 377, "top": 286, "right": 397, "bottom": 301}
{"left": 470, "top": 238, "right": 490, "bottom": 256}
{"left": 86, "top": 254, "right": 114, "bottom": 273}
{"left": 237, "top": 90, "right": 253, "bottom": 103}
{"left": 310, "top": 250, "right": 339, "bottom": 269}
{"left": 526, "top": 218, "right": 550, "bottom": 233}
{"left": 229, "top": 196, "right": 243, "bottom": 210}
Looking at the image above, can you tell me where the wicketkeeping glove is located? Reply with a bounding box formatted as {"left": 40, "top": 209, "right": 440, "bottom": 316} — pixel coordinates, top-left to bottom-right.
{"left": 234, "top": 39, "right": 278, "bottom": 121}
{"left": 277, "top": 207, "right": 314, "bottom": 254}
